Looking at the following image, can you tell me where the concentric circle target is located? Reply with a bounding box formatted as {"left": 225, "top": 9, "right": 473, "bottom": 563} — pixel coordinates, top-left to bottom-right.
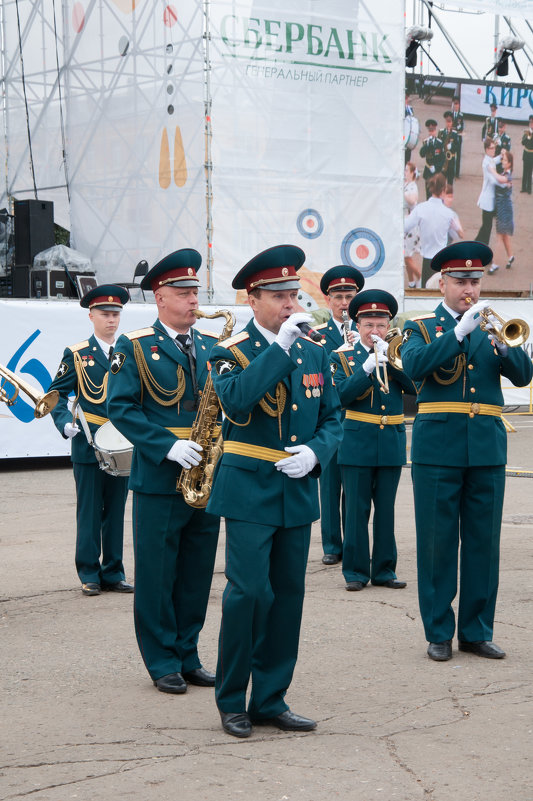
{"left": 341, "top": 228, "right": 385, "bottom": 277}
{"left": 296, "top": 209, "right": 324, "bottom": 239}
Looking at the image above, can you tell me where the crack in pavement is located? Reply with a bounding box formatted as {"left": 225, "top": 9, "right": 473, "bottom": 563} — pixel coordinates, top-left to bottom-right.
{"left": 383, "top": 735, "right": 433, "bottom": 799}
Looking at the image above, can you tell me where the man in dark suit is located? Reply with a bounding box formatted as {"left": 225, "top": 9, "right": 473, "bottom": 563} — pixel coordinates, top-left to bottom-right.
{"left": 107, "top": 250, "right": 220, "bottom": 694}
{"left": 49, "top": 284, "right": 133, "bottom": 596}
{"left": 314, "top": 265, "right": 364, "bottom": 566}
{"left": 401, "top": 242, "right": 533, "bottom": 662}
{"left": 330, "top": 290, "right": 414, "bottom": 592}
{"left": 207, "top": 245, "right": 342, "bottom": 738}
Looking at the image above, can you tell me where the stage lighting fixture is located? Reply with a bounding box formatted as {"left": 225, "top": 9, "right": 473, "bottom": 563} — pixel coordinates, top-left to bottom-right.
{"left": 495, "top": 35, "right": 525, "bottom": 77}
{"left": 405, "top": 26, "right": 435, "bottom": 71}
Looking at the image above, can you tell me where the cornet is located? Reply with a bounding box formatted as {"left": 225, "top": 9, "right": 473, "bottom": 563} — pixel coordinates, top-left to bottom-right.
{"left": 0, "top": 363, "right": 59, "bottom": 417}
{"left": 464, "top": 299, "right": 529, "bottom": 348}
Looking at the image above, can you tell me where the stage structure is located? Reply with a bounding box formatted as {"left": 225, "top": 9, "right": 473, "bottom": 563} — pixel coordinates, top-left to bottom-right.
{"left": 0, "top": 0, "right": 405, "bottom": 305}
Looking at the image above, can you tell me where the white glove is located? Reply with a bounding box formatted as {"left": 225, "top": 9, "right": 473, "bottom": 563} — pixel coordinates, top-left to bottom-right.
{"left": 429, "top": 165, "right": 436, "bottom": 174}
{"left": 454, "top": 300, "right": 491, "bottom": 341}
{"left": 275, "top": 312, "right": 314, "bottom": 352}
{"left": 485, "top": 325, "right": 509, "bottom": 357}
{"left": 372, "top": 336, "right": 389, "bottom": 356}
{"left": 275, "top": 444, "right": 318, "bottom": 479}
{"left": 63, "top": 422, "right": 80, "bottom": 438}
{"left": 362, "top": 350, "right": 387, "bottom": 376}
{"left": 166, "top": 439, "right": 203, "bottom": 469}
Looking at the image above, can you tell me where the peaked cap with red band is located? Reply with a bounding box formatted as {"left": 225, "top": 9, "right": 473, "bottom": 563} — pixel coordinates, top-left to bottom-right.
{"left": 348, "top": 289, "right": 398, "bottom": 321}
{"left": 431, "top": 241, "right": 492, "bottom": 278}
{"left": 140, "top": 248, "right": 202, "bottom": 292}
{"left": 320, "top": 265, "right": 365, "bottom": 295}
{"left": 80, "top": 284, "right": 129, "bottom": 310}
{"left": 232, "top": 245, "right": 305, "bottom": 292}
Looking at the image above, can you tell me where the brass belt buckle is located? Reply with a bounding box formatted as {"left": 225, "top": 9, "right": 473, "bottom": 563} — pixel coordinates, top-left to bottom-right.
{"left": 470, "top": 402, "right": 480, "bottom": 418}
{"left": 380, "top": 415, "right": 388, "bottom": 426}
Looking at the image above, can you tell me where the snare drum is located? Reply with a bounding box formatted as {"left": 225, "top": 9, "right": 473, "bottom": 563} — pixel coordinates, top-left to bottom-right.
{"left": 404, "top": 114, "right": 420, "bottom": 150}
{"left": 93, "top": 421, "right": 133, "bottom": 477}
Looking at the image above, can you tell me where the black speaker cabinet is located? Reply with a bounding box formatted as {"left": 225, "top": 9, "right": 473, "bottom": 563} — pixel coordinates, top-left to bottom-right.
{"left": 30, "top": 269, "right": 76, "bottom": 299}
{"left": 14, "top": 199, "right": 55, "bottom": 266}
{"left": 12, "top": 264, "right": 31, "bottom": 298}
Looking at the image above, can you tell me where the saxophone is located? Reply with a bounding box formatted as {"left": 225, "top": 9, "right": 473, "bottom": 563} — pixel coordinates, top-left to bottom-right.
{"left": 177, "top": 308, "right": 235, "bottom": 508}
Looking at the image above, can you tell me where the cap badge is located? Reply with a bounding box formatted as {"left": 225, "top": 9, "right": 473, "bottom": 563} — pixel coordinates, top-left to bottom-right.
{"left": 108, "top": 295, "right": 113, "bottom": 302}
{"left": 466, "top": 259, "right": 472, "bottom": 268}
{"left": 341, "top": 277, "right": 346, "bottom": 283}
{"left": 282, "top": 267, "right": 288, "bottom": 276}
{"left": 188, "top": 268, "right": 193, "bottom": 276}
{"left": 372, "top": 303, "right": 377, "bottom": 309}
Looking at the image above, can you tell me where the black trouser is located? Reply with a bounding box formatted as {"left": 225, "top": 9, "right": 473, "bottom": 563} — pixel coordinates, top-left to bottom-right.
{"left": 522, "top": 152, "right": 533, "bottom": 193}
{"left": 475, "top": 210, "right": 494, "bottom": 246}
{"left": 421, "top": 257, "right": 433, "bottom": 287}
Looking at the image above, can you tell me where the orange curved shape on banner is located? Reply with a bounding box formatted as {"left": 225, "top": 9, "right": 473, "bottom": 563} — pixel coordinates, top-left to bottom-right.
{"left": 109, "top": 0, "right": 136, "bottom": 12}
{"left": 159, "top": 129, "right": 171, "bottom": 189}
{"left": 174, "top": 127, "right": 187, "bottom": 187}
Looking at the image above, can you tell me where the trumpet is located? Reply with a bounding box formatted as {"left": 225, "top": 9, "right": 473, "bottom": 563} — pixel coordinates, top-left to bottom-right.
{"left": 464, "top": 299, "right": 529, "bottom": 348}
{"left": 371, "top": 327, "right": 404, "bottom": 394}
{"left": 0, "top": 363, "right": 59, "bottom": 418}
{"left": 341, "top": 310, "right": 351, "bottom": 345}
{"left": 371, "top": 334, "right": 389, "bottom": 394}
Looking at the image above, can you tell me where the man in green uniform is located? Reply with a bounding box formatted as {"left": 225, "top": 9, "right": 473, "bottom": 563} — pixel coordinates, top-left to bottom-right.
{"left": 107, "top": 250, "right": 220, "bottom": 693}
{"left": 49, "top": 284, "right": 133, "bottom": 596}
{"left": 451, "top": 96, "right": 464, "bottom": 177}
{"left": 420, "top": 119, "right": 445, "bottom": 198}
{"left": 401, "top": 242, "right": 533, "bottom": 661}
{"left": 330, "top": 290, "right": 413, "bottom": 592}
{"left": 314, "top": 265, "right": 364, "bottom": 566}
{"left": 439, "top": 111, "right": 461, "bottom": 186}
{"left": 207, "top": 245, "right": 342, "bottom": 738}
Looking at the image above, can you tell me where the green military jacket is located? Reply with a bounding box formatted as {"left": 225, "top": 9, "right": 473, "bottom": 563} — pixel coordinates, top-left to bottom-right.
{"left": 206, "top": 318, "right": 343, "bottom": 528}
{"left": 330, "top": 342, "right": 414, "bottom": 467}
{"left": 402, "top": 303, "right": 533, "bottom": 466}
{"left": 107, "top": 319, "right": 218, "bottom": 494}
{"left": 49, "top": 334, "right": 111, "bottom": 464}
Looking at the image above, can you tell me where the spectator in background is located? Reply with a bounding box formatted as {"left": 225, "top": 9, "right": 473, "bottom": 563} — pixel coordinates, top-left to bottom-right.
{"left": 404, "top": 161, "right": 422, "bottom": 288}
{"left": 475, "top": 138, "right": 502, "bottom": 272}
{"left": 521, "top": 115, "right": 533, "bottom": 194}
{"left": 490, "top": 149, "right": 515, "bottom": 271}
{"left": 404, "top": 173, "right": 463, "bottom": 288}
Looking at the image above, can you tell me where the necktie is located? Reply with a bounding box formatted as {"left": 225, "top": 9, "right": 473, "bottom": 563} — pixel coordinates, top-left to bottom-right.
{"left": 176, "top": 334, "right": 199, "bottom": 409}
{"left": 108, "top": 346, "right": 114, "bottom": 362}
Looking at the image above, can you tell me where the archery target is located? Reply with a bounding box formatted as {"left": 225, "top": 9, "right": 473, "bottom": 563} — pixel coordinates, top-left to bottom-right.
{"left": 296, "top": 209, "right": 324, "bottom": 239}
{"left": 341, "top": 228, "right": 385, "bottom": 277}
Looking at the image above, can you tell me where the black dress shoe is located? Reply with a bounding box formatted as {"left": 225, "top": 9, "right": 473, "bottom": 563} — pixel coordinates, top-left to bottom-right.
{"left": 101, "top": 580, "right": 134, "bottom": 593}
{"left": 253, "top": 709, "right": 317, "bottom": 732}
{"left": 427, "top": 640, "right": 452, "bottom": 661}
{"left": 220, "top": 711, "right": 252, "bottom": 738}
{"left": 153, "top": 672, "right": 187, "bottom": 694}
{"left": 322, "top": 553, "right": 341, "bottom": 565}
{"left": 458, "top": 640, "right": 506, "bottom": 659}
{"left": 182, "top": 667, "right": 215, "bottom": 686}
{"left": 372, "top": 579, "right": 407, "bottom": 589}
{"left": 81, "top": 582, "right": 101, "bottom": 596}
{"left": 346, "top": 581, "right": 365, "bottom": 591}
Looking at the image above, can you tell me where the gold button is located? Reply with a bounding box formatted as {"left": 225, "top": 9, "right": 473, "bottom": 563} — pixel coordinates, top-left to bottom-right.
{"left": 468, "top": 364, "right": 474, "bottom": 370}
{"left": 290, "top": 435, "right": 297, "bottom": 442}
{"left": 470, "top": 387, "right": 476, "bottom": 394}
{"left": 201, "top": 345, "right": 206, "bottom": 350}
{"left": 381, "top": 405, "right": 386, "bottom": 410}
{"left": 297, "top": 358, "right": 302, "bottom": 364}
{"left": 297, "top": 342, "right": 302, "bottom": 349}
{"left": 379, "top": 425, "right": 384, "bottom": 430}
{"left": 292, "top": 404, "right": 298, "bottom": 411}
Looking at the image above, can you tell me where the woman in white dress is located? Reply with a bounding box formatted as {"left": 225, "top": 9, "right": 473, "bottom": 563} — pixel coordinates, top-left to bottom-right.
{"left": 404, "top": 162, "right": 421, "bottom": 288}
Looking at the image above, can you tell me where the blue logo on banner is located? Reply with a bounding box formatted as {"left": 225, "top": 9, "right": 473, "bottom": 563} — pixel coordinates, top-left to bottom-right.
{"left": 3, "top": 330, "right": 53, "bottom": 423}
{"left": 296, "top": 209, "right": 324, "bottom": 239}
{"left": 341, "top": 228, "right": 385, "bottom": 277}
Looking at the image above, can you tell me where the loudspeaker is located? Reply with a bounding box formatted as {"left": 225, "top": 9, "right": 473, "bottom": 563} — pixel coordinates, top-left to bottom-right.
{"left": 30, "top": 268, "right": 76, "bottom": 299}
{"left": 14, "top": 199, "right": 55, "bottom": 266}
{"left": 12, "top": 264, "right": 31, "bottom": 298}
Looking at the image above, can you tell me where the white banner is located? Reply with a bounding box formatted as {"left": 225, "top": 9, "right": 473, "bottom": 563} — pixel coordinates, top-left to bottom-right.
{"left": 64, "top": 0, "right": 207, "bottom": 281}
{"left": 208, "top": 0, "right": 405, "bottom": 307}
{"left": 0, "top": 300, "right": 252, "bottom": 459}
{"left": 461, "top": 83, "right": 533, "bottom": 122}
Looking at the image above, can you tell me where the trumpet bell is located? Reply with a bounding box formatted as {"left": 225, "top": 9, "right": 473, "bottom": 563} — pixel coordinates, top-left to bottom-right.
{"left": 500, "top": 318, "right": 530, "bottom": 348}
{"left": 35, "top": 390, "right": 60, "bottom": 418}
{"left": 387, "top": 334, "right": 403, "bottom": 371}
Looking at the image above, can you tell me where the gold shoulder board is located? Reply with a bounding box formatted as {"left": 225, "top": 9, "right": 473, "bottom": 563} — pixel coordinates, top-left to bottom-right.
{"left": 124, "top": 327, "right": 155, "bottom": 340}
{"left": 410, "top": 313, "right": 436, "bottom": 322}
{"left": 197, "top": 329, "right": 219, "bottom": 338}
{"left": 218, "top": 331, "right": 249, "bottom": 348}
{"left": 68, "top": 340, "right": 90, "bottom": 353}
{"left": 314, "top": 322, "right": 328, "bottom": 331}
{"left": 334, "top": 343, "right": 352, "bottom": 353}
